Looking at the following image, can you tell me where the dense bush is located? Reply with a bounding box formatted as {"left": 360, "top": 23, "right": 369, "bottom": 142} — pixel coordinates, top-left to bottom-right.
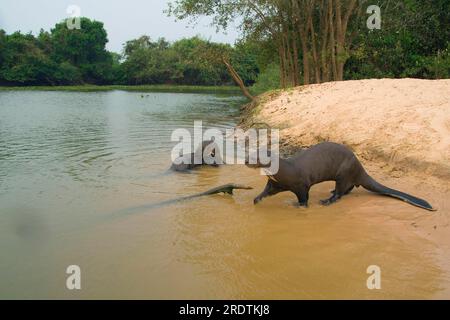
{"left": 250, "top": 63, "right": 281, "bottom": 95}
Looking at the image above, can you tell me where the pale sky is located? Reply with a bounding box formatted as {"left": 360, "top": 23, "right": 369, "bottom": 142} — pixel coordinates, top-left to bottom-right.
{"left": 0, "top": 0, "right": 240, "bottom": 53}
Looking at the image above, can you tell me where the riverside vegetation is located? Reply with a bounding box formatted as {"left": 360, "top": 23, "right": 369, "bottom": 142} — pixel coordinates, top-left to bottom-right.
{"left": 0, "top": 0, "right": 448, "bottom": 97}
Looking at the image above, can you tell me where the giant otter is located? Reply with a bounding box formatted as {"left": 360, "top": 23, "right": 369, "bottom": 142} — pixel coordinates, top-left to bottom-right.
{"left": 170, "top": 139, "right": 222, "bottom": 172}
{"left": 248, "top": 142, "right": 435, "bottom": 211}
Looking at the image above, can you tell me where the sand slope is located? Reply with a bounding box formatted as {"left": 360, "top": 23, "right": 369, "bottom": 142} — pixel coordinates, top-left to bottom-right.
{"left": 252, "top": 78, "right": 450, "bottom": 181}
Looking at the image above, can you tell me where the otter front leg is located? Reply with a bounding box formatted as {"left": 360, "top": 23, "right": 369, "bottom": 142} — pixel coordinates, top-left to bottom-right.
{"left": 254, "top": 179, "right": 283, "bottom": 205}
{"left": 295, "top": 185, "right": 310, "bottom": 207}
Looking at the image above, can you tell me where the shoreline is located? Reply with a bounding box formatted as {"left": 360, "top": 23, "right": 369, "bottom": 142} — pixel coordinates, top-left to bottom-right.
{"left": 0, "top": 84, "right": 242, "bottom": 95}
{"left": 240, "top": 78, "right": 450, "bottom": 295}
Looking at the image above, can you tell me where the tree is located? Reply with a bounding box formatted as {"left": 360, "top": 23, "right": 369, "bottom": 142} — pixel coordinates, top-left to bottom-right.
{"left": 119, "top": 35, "right": 258, "bottom": 88}
{"left": 232, "top": 40, "right": 260, "bottom": 86}
{"left": 0, "top": 31, "right": 56, "bottom": 85}
{"left": 167, "top": 0, "right": 365, "bottom": 87}
{"left": 172, "top": 36, "right": 227, "bottom": 85}
{"left": 121, "top": 36, "right": 182, "bottom": 84}
{"left": 345, "top": 0, "right": 450, "bottom": 80}
{"left": 50, "top": 17, "right": 113, "bottom": 84}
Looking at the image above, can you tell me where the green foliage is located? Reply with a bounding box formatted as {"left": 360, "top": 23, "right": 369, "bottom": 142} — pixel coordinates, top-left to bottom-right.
{"left": 120, "top": 35, "right": 257, "bottom": 86}
{"left": 50, "top": 18, "right": 113, "bottom": 83}
{"left": 167, "top": 36, "right": 229, "bottom": 85}
{"left": 121, "top": 36, "right": 179, "bottom": 84}
{"left": 231, "top": 40, "right": 260, "bottom": 86}
{"left": 0, "top": 18, "right": 113, "bottom": 85}
{"left": 345, "top": 0, "right": 450, "bottom": 80}
{"left": 0, "top": 19, "right": 258, "bottom": 87}
{"left": 0, "top": 31, "right": 53, "bottom": 84}
{"left": 250, "top": 62, "right": 280, "bottom": 95}
{"left": 170, "top": 0, "right": 450, "bottom": 90}
{"left": 425, "top": 46, "right": 450, "bottom": 79}
{"left": 53, "top": 61, "right": 82, "bottom": 84}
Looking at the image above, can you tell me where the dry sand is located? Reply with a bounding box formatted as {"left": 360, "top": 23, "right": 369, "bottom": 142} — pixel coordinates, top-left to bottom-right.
{"left": 248, "top": 78, "right": 449, "bottom": 181}
{"left": 242, "top": 78, "right": 450, "bottom": 289}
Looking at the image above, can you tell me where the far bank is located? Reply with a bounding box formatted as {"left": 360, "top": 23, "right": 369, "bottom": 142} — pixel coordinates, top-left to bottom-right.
{"left": 0, "top": 84, "right": 242, "bottom": 95}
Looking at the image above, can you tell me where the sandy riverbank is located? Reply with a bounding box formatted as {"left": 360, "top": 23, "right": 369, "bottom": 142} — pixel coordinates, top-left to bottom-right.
{"left": 241, "top": 78, "right": 450, "bottom": 295}
{"left": 242, "top": 78, "right": 450, "bottom": 180}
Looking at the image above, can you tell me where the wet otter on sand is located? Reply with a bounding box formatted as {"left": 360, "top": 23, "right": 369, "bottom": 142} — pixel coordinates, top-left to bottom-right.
{"left": 247, "top": 142, "right": 435, "bottom": 211}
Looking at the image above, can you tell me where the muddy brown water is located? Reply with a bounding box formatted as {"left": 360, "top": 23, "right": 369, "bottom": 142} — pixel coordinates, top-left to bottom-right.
{"left": 0, "top": 91, "right": 448, "bottom": 299}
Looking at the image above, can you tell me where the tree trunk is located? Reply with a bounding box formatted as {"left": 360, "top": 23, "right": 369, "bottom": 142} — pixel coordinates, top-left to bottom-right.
{"left": 333, "top": 0, "right": 357, "bottom": 81}
{"left": 300, "top": 37, "right": 311, "bottom": 85}
{"left": 291, "top": 32, "right": 300, "bottom": 86}
{"left": 309, "top": 15, "right": 321, "bottom": 83}
{"left": 329, "top": 0, "right": 338, "bottom": 81}
{"left": 320, "top": 0, "right": 330, "bottom": 82}
{"left": 285, "top": 32, "right": 295, "bottom": 87}
{"left": 222, "top": 57, "right": 255, "bottom": 101}
{"left": 279, "top": 45, "right": 287, "bottom": 89}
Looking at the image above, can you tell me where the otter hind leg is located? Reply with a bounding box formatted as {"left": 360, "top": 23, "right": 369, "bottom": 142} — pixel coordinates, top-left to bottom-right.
{"left": 321, "top": 181, "right": 354, "bottom": 206}
{"left": 320, "top": 194, "right": 339, "bottom": 206}
{"left": 344, "top": 186, "right": 354, "bottom": 195}
{"left": 330, "top": 186, "right": 354, "bottom": 196}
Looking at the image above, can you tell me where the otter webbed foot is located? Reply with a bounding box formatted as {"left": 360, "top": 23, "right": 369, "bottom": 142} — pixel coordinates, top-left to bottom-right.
{"left": 253, "top": 197, "right": 262, "bottom": 205}
{"left": 320, "top": 194, "right": 340, "bottom": 206}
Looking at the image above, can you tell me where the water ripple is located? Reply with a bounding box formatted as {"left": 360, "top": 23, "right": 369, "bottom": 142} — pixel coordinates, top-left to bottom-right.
{"left": 0, "top": 91, "right": 244, "bottom": 187}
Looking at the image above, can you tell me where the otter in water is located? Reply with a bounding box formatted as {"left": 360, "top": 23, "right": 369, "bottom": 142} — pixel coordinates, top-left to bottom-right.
{"left": 170, "top": 139, "right": 222, "bottom": 172}
{"left": 248, "top": 142, "right": 435, "bottom": 211}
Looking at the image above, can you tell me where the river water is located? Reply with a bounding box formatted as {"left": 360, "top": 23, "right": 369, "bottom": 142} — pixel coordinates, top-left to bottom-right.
{"left": 0, "top": 90, "right": 447, "bottom": 299}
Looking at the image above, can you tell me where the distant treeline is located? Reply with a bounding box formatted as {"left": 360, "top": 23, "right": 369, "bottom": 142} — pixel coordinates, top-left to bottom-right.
{"left": 1, "top": 0, "right": 449, "bottom": 94}
{"left": 0, "top": 18, "right": 258, "bottom": 87}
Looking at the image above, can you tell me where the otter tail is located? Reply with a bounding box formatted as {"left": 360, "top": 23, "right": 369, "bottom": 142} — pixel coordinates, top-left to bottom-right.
{"left": 360, "top": 173, "right": 436, "bottom": 211}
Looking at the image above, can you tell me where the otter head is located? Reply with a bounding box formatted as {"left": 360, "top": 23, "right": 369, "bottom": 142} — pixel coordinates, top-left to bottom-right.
{"left": 197, "top": 138, "right": 222, "bottom": 165}
{"left": 201, "top": 139, "right": 217, "bottom": 158}
{"left": 244, "top": 150, "right": 276, "bottom": 168}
